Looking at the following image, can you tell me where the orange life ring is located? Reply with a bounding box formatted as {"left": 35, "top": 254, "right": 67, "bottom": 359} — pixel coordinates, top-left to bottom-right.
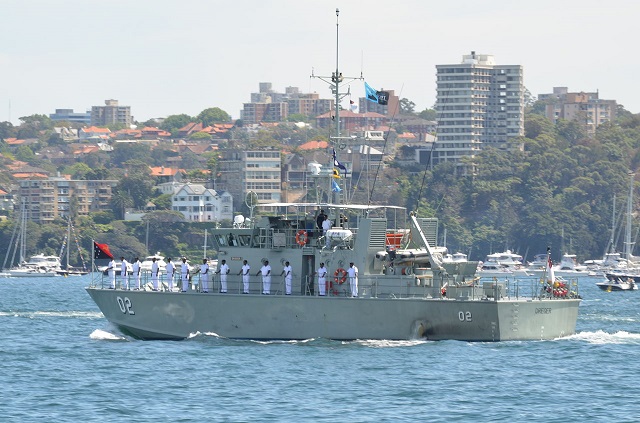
{"left": 334, "top": 268, "right": 347, "bottom": 284}
{"left": 295, "top": 230, "right": 308, "bottom": 246}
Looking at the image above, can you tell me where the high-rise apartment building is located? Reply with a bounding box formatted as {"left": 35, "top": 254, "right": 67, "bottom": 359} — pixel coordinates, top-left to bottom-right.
{"left": 18, "top": 177, "right": 118, "bottom": 223}
{"left": 241, "top": 83, "right": 333, "bottom": 124}
{"left": 217, "top": 149, "right": 281, "bottom": 210}
{"left": 539, "top": 87, "right": 616, "bottom": 135}
{"left": 91, "top": 99, "right": 132, "bottom": 127}
{"left": 434, "top": 52, "right": 524, "bottom": 168}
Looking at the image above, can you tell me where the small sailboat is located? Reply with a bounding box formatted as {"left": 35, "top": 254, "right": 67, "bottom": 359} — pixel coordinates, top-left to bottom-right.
{"left": 597, "top": 173, "right": 639, "bottom": 291}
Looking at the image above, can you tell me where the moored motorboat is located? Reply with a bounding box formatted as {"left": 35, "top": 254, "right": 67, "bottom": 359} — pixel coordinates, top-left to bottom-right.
{"left": 596, "top": 276, "right": 638, "bottom": 291}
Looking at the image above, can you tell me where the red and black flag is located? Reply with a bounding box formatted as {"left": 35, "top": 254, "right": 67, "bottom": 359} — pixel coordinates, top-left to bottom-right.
{"left": 94, "top": 241, "right": 114, "bottom": 259}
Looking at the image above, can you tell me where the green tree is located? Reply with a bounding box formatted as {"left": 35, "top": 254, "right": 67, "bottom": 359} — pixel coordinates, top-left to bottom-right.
{"left": 197, "top": 107, "right": 230, "bottom": 126}
{"left": 62, "top": 162, "right": 92, "bottom": 179}
{"left": 160, "top": 114, "right": 193, "bottom": 135}
{"left": 15, "top": 145, "right": 35, "bottom": 162}
{"left": 152, "top": 193, "right": 172, "bottom": 210}
{"left": 399, "top": 98, "right": 416, "bottom": 115}
{"left": 110, "top": 143, "right": 152, "bottom": 167}
{"left": 0, "top": 121, "right": 16, "bottom": 139}
{"left": 418, "top": 108, "right": 437, "bottom": 121}
{"left": 287, "top": 113, "right": 309, "bottom": 123}
{"left": 189, "top": 131, "right": 212, "bottom": 141}
{"left": 110, "top": 191, "right": 134, "bottom": 219}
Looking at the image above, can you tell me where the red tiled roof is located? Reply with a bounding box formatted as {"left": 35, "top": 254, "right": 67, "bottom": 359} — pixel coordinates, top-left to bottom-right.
{"left": 5, "top": 138, "right": 25, "bottom": 145}
{"left": 81, "top": 126, "right": 111, "bottom": 133}
{"left": 397, "top": 132, "right": 416, "bottom": 139}
{"left": 73, "top": 146, "right": 100, "bottom": 155}
{"left": 149, "top": 166, "right": 181, "bottom": 177}
{"left": 12, "top": 172, "right": 49, "bottom": 179}
{"left": 299, "top": 140, "right": 329, "bottom": 150}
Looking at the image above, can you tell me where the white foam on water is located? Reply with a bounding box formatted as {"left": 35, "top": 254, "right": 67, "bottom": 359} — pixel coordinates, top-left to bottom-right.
{"left": 568, "top": 330, "right": 640, "bottom": 344}
{"left": 188, "top": 331, "right": 224, "bottom": 339}
{"left": 33, "top": 311, "right": 103, "bottom": 318}
{"left": 0, "top": 310, "right": 103, "bottom": 319}
{"left": 251, "top": 339, "right": 315, "bottom": 345}
{"left": 89, "top": 329, "right": 127, "bottom": 341}
{"left": 348, "top": 339, "right": 430, "bottom": 348}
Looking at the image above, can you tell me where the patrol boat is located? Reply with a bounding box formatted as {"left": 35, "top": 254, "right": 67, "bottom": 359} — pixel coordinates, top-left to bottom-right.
{"left": 85, "top": 9, "right": 580, "bottom": 341}
{"left": 86, "top": 208, "right": 580, "bottom": 341}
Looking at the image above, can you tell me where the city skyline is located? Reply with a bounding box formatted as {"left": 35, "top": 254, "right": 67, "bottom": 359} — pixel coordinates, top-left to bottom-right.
{"left": 1, "top": 0, "right": 637, "bottom": 125}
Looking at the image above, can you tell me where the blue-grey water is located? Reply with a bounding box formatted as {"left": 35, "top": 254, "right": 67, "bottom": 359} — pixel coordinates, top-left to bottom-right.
{"left": 1, "top": 274, "right": 638, "bottom": 422}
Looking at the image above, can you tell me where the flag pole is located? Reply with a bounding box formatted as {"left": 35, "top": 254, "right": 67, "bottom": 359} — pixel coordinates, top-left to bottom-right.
{"left": 91, "top": 239, "right": 95, "bottom": 286}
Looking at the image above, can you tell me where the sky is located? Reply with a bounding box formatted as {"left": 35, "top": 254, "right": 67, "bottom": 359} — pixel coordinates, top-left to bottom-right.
{"left": 1, "top": 0, "right": 639, "bottom": 125}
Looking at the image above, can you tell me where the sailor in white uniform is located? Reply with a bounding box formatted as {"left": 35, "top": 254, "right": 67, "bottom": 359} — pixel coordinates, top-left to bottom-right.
{"left": 322, "top": 216, "right": 332, "bottom": 248}
{"left": 239, "top": 260, "right": 250, "bottom": 293}
{"left": 151, "top": 257, "right": 159, "bottom": 291}
{"left": 199, "top": 259, "right": 210, "bottom": 293}
{"left": 132, "top": 257, "right": 141, "bottom": 290}
{"left": 317, "top": 263, "right": 327, "bottom": 296}
{"left": 257, "top": 260, "right": 271, "bottom": 294}
{"left": 280, "top": 261, "right": 292, "bottom": 295}
{"left": 165, "top": 258, "right": 175, "bottom": 291}
{"left": 180, "top": 258, "right": 190, "bottom": 292}
{"left": 120, "top": 257, "right": 129, "bottom": 290}
{"left": 217, "top": 259, "right": 229, "bottom": 293}
{"left": 347, "top": 262, "right": 358, "bottom": 297}
{"left": 107, "top": 258, "right": 116, "bottom": 289}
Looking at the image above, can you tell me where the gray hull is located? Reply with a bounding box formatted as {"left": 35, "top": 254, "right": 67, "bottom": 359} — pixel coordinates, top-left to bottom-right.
{"left": 86, "top": 288, "right": 580, "bottom": 341}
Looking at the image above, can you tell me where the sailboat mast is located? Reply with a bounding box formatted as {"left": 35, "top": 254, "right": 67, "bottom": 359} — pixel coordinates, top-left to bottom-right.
{"left": 67, "top": 217, "right": 71, "bottom": 270}
{"left": 625, "top": 173, "right": 634, "bottom": 261}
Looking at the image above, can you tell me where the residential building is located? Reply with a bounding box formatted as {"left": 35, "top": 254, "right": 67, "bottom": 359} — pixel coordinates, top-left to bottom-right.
{"left": 217, "top": 149, "right": 281, "bottom": 210}
{"left": 434, "top": 52, "right": 524, "bottom": 169}
{"left": 79, "top": 126, "right": 111, "bottom": 141}
{"left": 171, "top": 183, "right": 233, "bottom": 222}
{"left": 241, "top": 83, "right": 334, "bottom": 124}
{"left": 18, "top": 176, "right": 117, "bottom": 223}
{"left": 150, "top": 166, "right": 184, "bottom": 184}
{"left": 315, "top": 110, "right": 387, "bottom": 132}
{"left": 91, "top": 99, "right": 132, "bottom": 127}
{"left": 49, "top": 109, "right": 91, "bottom": 124}
{"left": 242, "top": 102, "right": 288, "bottom": 124}
{"left": 539, "top": 87, "right": 616, "bottom": 135}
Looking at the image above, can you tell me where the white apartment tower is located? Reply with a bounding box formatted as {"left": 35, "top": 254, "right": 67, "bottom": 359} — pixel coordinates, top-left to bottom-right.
{"left": 434, "top": 52, "right": 524, "bottom": 168}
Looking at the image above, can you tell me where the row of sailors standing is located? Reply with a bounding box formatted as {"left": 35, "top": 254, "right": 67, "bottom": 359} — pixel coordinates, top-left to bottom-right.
{"left": 108, "top": 256, "right": 192, "bottom": 292}
{"left": 107, "top": 256, "right": 358, "bottom": 297}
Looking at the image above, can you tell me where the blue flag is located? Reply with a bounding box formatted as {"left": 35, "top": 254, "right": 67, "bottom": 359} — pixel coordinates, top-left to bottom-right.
{"left": 332, "top": 179, "right": 342, "bottom": 193}
{"left": 365, "top": 82, "right": 379, "bottom": 103}
{"left": 332, "top": 148, "right": 347, "bottom": 174}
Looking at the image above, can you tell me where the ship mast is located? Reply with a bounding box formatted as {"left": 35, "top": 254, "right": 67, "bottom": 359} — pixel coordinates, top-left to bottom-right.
{"left": 311, "top": 8, "right": 362, "bottom": 202}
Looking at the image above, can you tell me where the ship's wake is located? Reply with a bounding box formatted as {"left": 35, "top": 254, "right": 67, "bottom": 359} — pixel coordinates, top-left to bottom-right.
{"left": 0, "top": 310, "right": 103, "bottom": 319}
{"left": 567, "top": 330, "right": 640, "bottom": 344}
{"left": 346, "top": 339, "right": 430, "bottom": 348}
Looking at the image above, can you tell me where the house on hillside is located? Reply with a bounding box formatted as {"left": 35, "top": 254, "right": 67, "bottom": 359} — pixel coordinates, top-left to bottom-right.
{"left": 150, "top": 166, "right": 185, "bottom": 184}
{"left": 171, "top": 183, "right": 233, "bottom": 222}
{"left": 79, "top": 126, "right": 111, "bottom": 141}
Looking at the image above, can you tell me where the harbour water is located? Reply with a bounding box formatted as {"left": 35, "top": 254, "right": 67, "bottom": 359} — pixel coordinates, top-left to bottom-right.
{"left": 1, "top": 274, "right": 638, "bottom": 422}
